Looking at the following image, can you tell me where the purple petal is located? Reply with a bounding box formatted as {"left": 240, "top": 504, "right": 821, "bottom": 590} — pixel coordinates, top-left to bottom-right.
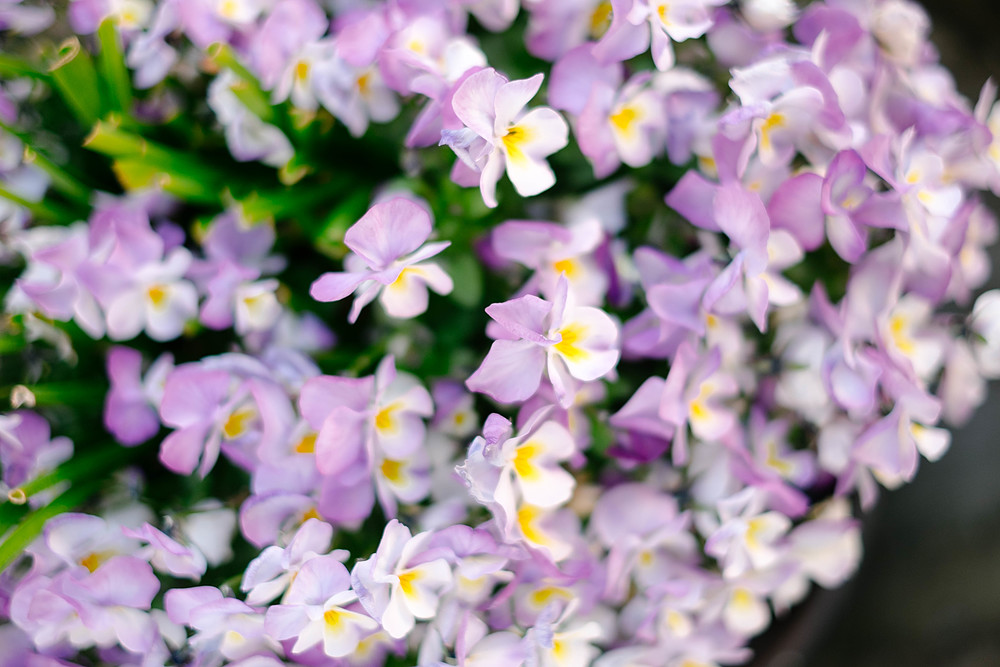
{"left": 309, "top": 271, "right": 370, "bottom": 302}
{"left": 485, "top": 294, "right": 553, "bottom": 343}
{"left": 466, "top": 340, "right": 546, "bottom": 404}
{"left": 345, "top": 198, "right": 433, "bottom": 269}
{"left": 665, "top": 171, "right": 721, "bottom": 231}
{"left": 768, "top": 172, "right": 825, "bottom": 251}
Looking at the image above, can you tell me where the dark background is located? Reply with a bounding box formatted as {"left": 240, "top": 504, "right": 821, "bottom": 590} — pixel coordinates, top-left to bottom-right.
{"left": 753, "top": 2, "right": 1000, "bottom": 665}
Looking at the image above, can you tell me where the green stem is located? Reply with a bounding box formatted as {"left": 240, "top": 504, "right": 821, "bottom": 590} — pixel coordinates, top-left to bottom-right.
{"left": 0, "top": 481, "right": 102, "bottom": 572}
{"left": 0, "top": 381, "right": 107, "bottom": 406}
{"left": 0, "top": 54, "right": 48, "bottom": 80}
{"left": 48, "top": 38, "right": 102, "bottom": 127}
{"left": 0, "top": 184, "right": 76, "bottom": 223}
{"left": 21, "top": 147, "right": 92, "bottom": 205}
{"left": 96, "top": 19, "right": 134, "bottom": 117}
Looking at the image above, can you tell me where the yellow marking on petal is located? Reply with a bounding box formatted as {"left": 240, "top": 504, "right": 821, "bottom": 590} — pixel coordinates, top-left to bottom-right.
{"left": 407, "top": 39, "right": 426, "bottom": 55}
{"left": 638, "top": 549, "right": 654, "bottom": 567}
{"left": 375, "top": 402, "right": 402, "bottom": 434}
{"left": 397, "top": 570, "right": 420, "bottom": 598}
{"left": 357, "top": 71, "right": 372, "bottom": 96}
{"left": 147, "top": 284, "right": 168, "bottom": 308}
{"left": 765, "top": 441, "right": 793, "bottom": 477}
{"left": 745, "top": 517, "right": 766, "bottom": 549}
{"left": 689, "top": 399, "right": 707, "bottom": 422}
{"left": 80, "top": 552, "right": 105, "bottom": 573}
{"left": 243, "top": 291, "right": 270, "bottom": 314}
{"left": 732, "top": 587, "right": 753, "bottom": 609}
{"left": 552, "top": 638, "right": 568, "bottom": 660}
{"left": 380, "top": 458, "right": 404, "bottom": 483}
{"left": 889, "top": 314, "right": 915, "bottom": 355}
{"left": 224, "top": 630, "right": 245, "bottom": 646}
{"left": 220, "top": 0, "right": 239, "bottom": 19}
{"left": 553, "top": 323, "right": 590, "bottom": 362}
{"left": 552, "top": 258, "right": 579, "bottom": 279}
{"left": 512, "top": 442, "right": 541, "bottom": 481}
{"left": 759, "top": 113, "right": 785, "bottom": 153}
{"left": 223, "top": 406, "right": 256, "bottom": 440}
{"left": 917, "top": 190, "right": 933, "bottom": 206}
{"left": 530, "top": 585, "right": 571, "bottom": 608}
{"left": 324, "top": 608, "right": 344, "bottom": 629}
{"left": 119, "top": 9, "right": 139, "bottom": 26}
{"left": 453, "top": 412, "right": 467, "bottom": 426}
{"left": 388, "top": 268, "right": 413, "bottom": 291}
{"left": 610, "top": 104, "right": 639, "bottom": 135}
{"left": 502, "top": 124, "right": 532, "bottom": 164}
{"left": 906, "top": 169, "right": 921, "bottom": 185}
{"left": 656, "top": 2, "right": 671, "bottom": 25}
{"left": 589, "top": 1, "right": 613, "bottom": 39}
{"left": 910, "top": 422, "right": 925, "bottom": 439}
{"left": 666, "top": 609, "right": 688, "bottom": 635}
{"left": 294, "top": 433, "right": 317, "bottom": 454}
{"left": 706, "top": 313, "right": 718, "bottom": 329}
{"left": 517, "top": 505, "right": 548, "bottom": 545}
{"left": 294, "top": 61, "right": 309, "bottom": 81}
{"left": 841, "top": 193, "right": 861, "bottom": 210}
{"left": 302, "top": 507, "right": 322, "bottom": 523}
{"left": 698, "top": 155, "right": 718, "bottom": 178}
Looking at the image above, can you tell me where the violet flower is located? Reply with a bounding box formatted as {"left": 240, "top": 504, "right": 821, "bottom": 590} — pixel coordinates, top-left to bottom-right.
{"left": 310, "top": 197, "right": 452, "bottom": 323}
{"left": 467, "top": 275, "right": 619, "bottom": 408}
{"left": 440, "top": 67, "right": 568, "bottom": 208}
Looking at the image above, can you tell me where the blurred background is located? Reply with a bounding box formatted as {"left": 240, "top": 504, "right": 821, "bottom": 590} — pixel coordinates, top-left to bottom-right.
{"left": 753, "top": 2, "right": 1000, "bottom": 665}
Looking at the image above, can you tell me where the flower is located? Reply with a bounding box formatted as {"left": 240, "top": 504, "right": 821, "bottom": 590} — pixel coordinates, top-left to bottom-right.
{"left": 440, "top": 67, "right": 569, "bottom": 207}
{"left": 310, "top": 197, "right": 452, "bottom": 322}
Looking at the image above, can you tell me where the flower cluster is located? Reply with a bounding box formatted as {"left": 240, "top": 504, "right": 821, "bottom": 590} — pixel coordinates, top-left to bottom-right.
{"left": 1, "top": 0, "right": 999, "bottom": 665}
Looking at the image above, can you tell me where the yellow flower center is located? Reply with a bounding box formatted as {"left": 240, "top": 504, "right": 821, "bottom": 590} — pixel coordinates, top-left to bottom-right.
{"left": 610, "top": 104, "right": 639, "bottom": 135}
{"left": 512, "top": 442, "right": 541, "bottom": 480}
{"left": 502, "top": 125, "right": 531, "bottom": 164}
{"left": 294, "top": 433, "right": 317, "bottom": 454}
{"left": 380, "top": 458, "right": 404, "bottom": 483}
{"left": 553, "top": 323, "right": 589, "bottom": 362}
{"left": 590, "top": 1, "right": 613, "bottom": 39}
{"left": 147, "top": 284, "right": 168, "bottom": 308}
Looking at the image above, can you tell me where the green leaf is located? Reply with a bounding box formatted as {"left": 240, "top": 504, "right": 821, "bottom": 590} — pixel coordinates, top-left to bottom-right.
{"left": 48, "top": 38, "right": 102, "bottom": 127}
{"left": 21, "top": 147, "right": 91, "bottom": 205}
{"left": 0, "top": 481, "right": 102, "bottom": 572}
{"left": 96, "top": 19, "right": 134, "bottom": 117}
{"left": 112, "top": 158, "right": 221, "bottom": 204}
{"left": 0, "top": 184, "right": 78, "bottom": 223}
{"left": 0, "top": 53, "right": 48, "bottom": 80}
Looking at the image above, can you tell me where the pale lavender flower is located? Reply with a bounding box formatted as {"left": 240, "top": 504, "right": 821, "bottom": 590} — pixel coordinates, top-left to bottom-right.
{"left": 491, "top": 217, "right": 607, "bottom": 306}
{"left": 208, "top": 70, "right": 295, "bottom": 168}
{"left": 704, "top": 488, "right": 791, "bottom": 579}
{"left": 467, "top": 275, "right": 619, "bottom": 407}
{"left": 0, "top": 410, "right": 72, "bottom": 504}
{"left": 241, "top": 518, "right": 339, "bottom": 605}
{"left": 123, "top": 522, "right": 208, "bottom": 581}
{"left": 351, "top": 519, "right": 453, "bottom": 639}
{"left": 659, "top": 342, "right": 739, "bottom": 465}
{"left": 309, "top": 197, "right": 452, "bottom": 322}
{"left": 576, "top": 72, "right": 667, "bottom": 178}
{"left": 104, "top": 346, "right": 173, "bottom": 446}
{"left": 440, "top": 67, "right": 568, "bottom": 208}
{"left": 164, "top": 586, "right": 280, "bottom": 664}
{"left": 0, "top": 0, "right": 54, "bottom": 33}
{"left": 593, "top": 0, "right": 727, "bottom": 70}
{"left": 265, "top": 555, "right": 379, "bottom": 658}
